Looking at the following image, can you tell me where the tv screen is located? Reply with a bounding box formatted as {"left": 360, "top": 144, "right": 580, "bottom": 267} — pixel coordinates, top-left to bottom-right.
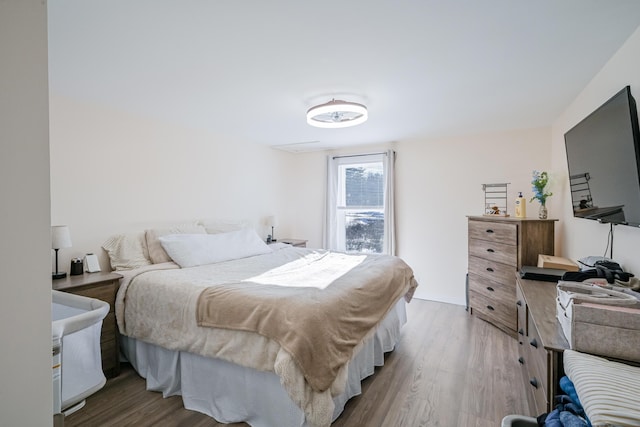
{"left": 564, "top": 86, "right": 640, "bottom": 227}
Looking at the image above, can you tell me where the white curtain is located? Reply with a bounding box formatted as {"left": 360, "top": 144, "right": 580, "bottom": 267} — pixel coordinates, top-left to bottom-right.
{"left": 383, "top": 149, "right": 396, "bottom": 255}
{"left": 323, "top": 149, "right": 396, "bottom": 255}
{"left": 324, "top": 155, "right": 340, "bottom": 251}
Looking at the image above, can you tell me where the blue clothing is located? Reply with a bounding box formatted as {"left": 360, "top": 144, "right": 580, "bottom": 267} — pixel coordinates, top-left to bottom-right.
{"left": 559, "top": 411, "right": 588, "bottom": 427}
{"left": 560, "top": 376, "right": 583, "bottom": 408}
{"left": 559, "top": 377, "right": 591, "bottom": 427}
{"left": 538, "top": 393, "right": 590, "bottom": 427}
{"left": 543, "top": 408, "right": 562, "bottom": 427}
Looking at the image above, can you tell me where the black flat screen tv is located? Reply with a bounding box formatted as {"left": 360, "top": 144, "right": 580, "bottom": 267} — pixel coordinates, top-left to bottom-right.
{"left": 564, "top": 86, "right": 640, "bottom": 227}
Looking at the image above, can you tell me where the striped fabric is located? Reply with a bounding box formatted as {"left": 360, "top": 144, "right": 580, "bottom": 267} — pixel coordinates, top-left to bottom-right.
{"left": 564, "top": 349, "right": 640, "bottom": 426}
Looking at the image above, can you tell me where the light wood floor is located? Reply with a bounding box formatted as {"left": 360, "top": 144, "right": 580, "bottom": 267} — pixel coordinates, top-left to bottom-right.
{"left": 65, "top": 299, "right": 530, "bottom": 427}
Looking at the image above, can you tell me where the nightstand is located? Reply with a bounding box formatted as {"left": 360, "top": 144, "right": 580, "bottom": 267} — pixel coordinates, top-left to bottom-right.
{"left": 52, "top": 271, "right": 123, "bottom": 378}
{"left": 280, "top": 238, "right": 308, "bottom": 248}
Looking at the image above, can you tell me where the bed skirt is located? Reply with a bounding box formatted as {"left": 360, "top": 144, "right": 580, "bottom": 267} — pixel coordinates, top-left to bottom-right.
{"left": 121, "top": 298, "right": 407, "bottom": 427}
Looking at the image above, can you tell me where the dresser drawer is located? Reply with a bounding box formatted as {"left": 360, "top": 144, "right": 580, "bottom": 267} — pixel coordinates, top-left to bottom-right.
{"left": 527, "top": 363, "right": 548, "bottom": 417}
{"left": 468, "top": 273, "right": 514, "bottom": 306}
{"left": 69, "top": 281, "right": 118, "bottom": 308}
{"left": 524, "top": 312, "right": 548, "bottom": 412}
{"left": 468, "top": 220, "right": 517, "bottom": 245}
{"left": 469, "top": 289, "right": 516, "bottom": 332}
{"left": 468, "top": 238, "right": 517, "bottom": 267}
{"left": 517, "top": 348, "right": 547, "bottom": 416}
{"left": 468, "top": 255, "right": 516, "bottom": 284}
{"left": 516, "top": 283, "right": 527, "bottom": 342}
{"left": 526, "top": 315, "right": 548, "bottom": 392}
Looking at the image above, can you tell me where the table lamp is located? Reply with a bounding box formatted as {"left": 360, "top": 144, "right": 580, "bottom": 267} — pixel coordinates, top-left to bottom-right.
{"left": 52, "top": 225, "right": 72, "bottom": 279}
{"left": 266, "top": 216, "right": 278, "bottom": 242}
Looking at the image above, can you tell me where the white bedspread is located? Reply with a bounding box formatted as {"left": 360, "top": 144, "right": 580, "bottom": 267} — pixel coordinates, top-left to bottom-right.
{"left": 115, "top": 246, "right": 417, "bottom": 427}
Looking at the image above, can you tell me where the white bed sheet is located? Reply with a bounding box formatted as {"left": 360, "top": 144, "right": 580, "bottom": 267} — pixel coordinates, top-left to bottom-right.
{"left": 121, "top": 298, "right": 407, "bottom": 427}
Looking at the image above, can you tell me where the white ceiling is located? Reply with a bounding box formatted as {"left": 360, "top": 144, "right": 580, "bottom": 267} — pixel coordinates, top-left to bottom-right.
{"left": 48, "top": 1, "right": 640, "bottom": 152}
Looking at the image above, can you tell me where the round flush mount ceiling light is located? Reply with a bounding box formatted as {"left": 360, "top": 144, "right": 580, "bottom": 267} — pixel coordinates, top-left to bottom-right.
{"left": 306, "top": 99, "right": 368, "bottom": 128}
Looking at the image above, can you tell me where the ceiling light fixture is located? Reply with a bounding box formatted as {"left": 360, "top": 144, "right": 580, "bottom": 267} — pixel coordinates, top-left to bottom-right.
{"left": 306, "top": 99, "right": 368, "bottom": 128}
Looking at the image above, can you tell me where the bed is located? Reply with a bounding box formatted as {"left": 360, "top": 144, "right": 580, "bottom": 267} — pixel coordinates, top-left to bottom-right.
{"left": 106, "top": 225, "right": 418, "bottom": 427}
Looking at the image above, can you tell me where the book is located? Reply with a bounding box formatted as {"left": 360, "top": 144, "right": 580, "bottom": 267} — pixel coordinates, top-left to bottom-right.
{"left": 537, "top": 254, "right": 580, "bottom": 272}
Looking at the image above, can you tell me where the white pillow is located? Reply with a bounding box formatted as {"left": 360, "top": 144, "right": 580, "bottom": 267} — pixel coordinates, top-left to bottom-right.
{"left": 102, "top": 232, "right": 152, "bottom": 271}
{"left": 159, "top": 228, "right": 271, "bottom": 268}
{"left": 199, "top": 218, "right": 253, "bottom": 234}
{"left": 145, "top": 224, "right": 206, "bottom": 264}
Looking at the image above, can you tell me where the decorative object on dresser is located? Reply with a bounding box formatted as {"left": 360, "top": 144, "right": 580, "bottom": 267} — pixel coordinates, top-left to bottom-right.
{"left": 52, "top": 271, "right": 123, "bottom": 378}
{"left": 467, "top": 215, "right": 556, "bottom": 337}
{"left": 529, "top": 170, "right": 552, "bottom": 220}
{"left": 482, "top": 182, "right": 510, "bottom": 216}
{"left": 51, "top": 225, "right": 72, "bottom": 279}
{"left": 516, "top": 275, "right": 569, "bottom": 416}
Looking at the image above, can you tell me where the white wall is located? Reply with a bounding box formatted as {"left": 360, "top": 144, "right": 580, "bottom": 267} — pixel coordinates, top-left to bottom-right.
{"left": 49, "top": 95, "right": 297, "bottom": 270}
{"left": 47, "top": 8, "right": 640, "bottom": 314}
{"left": 552, "top": 26, "right": 640, "bottom": 273}
{"left": 0, "top": 1, "right": 52, "bottom": 425}
{"left": 290, "top": 128, "right": 553, "bottom": 304}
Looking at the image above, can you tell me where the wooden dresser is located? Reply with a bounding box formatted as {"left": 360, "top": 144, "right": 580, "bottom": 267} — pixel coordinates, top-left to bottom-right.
{"left": 53, "top": 271, "right": 123, "bottom": 378}
{"left": 467, "top": 216, "right": 556, "bottom": 337}
{"left": 516, "top": 275, "right": 569, "bottom": 416}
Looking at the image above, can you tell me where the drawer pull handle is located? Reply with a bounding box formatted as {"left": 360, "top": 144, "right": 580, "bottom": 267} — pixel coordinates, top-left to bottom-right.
{"left": 486, "top": 305, "right": 495, "bottom": 311}
{"left": 518, "top": 357, "right": 524, "bottom": 365}
{"left": 486, "top": 267, "right": 494, "bottom": 272}
{"left": 486, "top": 286, "right": 494, "bottom": 292}
{"left": 518, "top": 328, "right": 524, "bottom": 336}
{"left": 486, "top": 248, "right": 495, "bottom": 253}
{"left": 516, "top": 300, "right": 522, "bottom": 306}
{"left": 529, "top": 338, "right": 538, "bottom": 348}
{"left": 486, "top": 229, "right": 494, "bottom": 233}
{"left": 529, "top": 378, "right": 539, "bottom": 389}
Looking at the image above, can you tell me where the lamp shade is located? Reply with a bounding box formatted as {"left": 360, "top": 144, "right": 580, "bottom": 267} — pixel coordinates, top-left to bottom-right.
{"left": 51, "top": 225, "right": 72, "bottom": 250}
{"left": 265, "top": 216, "right": 278, "bottom": 227}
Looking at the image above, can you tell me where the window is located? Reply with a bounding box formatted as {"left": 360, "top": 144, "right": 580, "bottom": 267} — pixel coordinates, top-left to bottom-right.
{"left": 325, "top": 151, "right": 395, "bottom": 254}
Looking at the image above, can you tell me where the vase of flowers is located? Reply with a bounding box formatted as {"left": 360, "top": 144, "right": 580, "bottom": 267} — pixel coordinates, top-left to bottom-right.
{"left": 530, "top": 170, "right": 552, "bottom": 219}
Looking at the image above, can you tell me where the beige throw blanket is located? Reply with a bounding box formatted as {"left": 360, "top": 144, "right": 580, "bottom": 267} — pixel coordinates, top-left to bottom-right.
{"left": 196, "top": 251, "right": 417, "bottom": 393}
